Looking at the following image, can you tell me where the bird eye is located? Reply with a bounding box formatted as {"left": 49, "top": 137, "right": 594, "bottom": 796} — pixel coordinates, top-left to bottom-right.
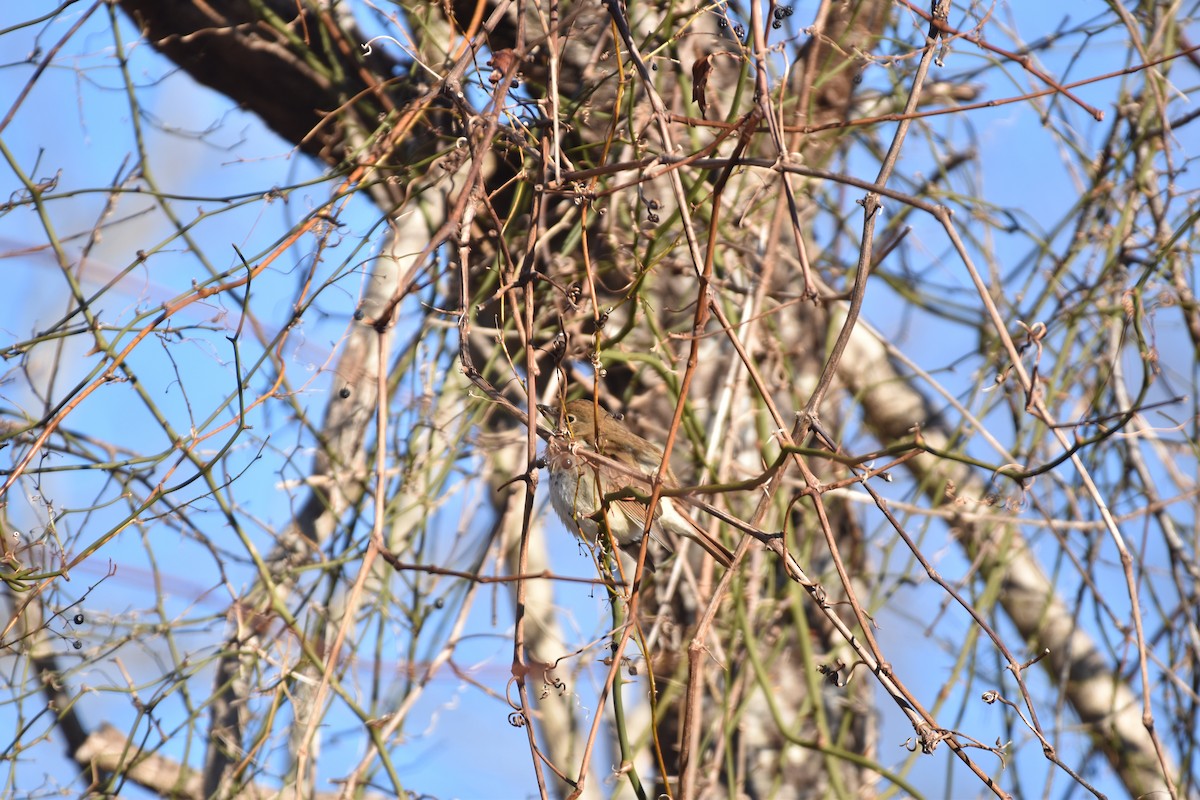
{"left": 566, "top": 413, "right": 576, "bottom": 424}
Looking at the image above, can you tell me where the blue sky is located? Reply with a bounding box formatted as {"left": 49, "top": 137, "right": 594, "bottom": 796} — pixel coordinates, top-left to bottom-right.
{"left": 1, "top": 3, "right": 1195, "bottom": 798}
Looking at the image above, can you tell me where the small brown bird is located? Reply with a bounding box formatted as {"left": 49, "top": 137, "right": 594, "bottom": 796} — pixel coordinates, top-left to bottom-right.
{"left": 542, "top": 399, "right": 734, "bottom": 569}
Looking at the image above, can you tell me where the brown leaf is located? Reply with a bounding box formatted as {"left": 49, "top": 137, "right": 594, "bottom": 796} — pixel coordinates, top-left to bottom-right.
{"left": 691, "top": 55, "right": 713, "bottom": 119}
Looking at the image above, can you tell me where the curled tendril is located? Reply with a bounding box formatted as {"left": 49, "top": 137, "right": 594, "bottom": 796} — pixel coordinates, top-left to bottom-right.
{"left": 360, "top": 35, "right": 403, "bottom": 57}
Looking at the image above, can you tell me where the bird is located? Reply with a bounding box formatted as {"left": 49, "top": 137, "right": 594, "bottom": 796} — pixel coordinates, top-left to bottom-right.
{"left": 542, "top": 399, "right": 734, "bottom": 570}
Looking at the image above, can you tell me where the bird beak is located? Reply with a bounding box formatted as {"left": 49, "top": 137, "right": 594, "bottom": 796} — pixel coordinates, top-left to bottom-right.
{"left": 535, "top": 402, "right": 561, "bottom": 434}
